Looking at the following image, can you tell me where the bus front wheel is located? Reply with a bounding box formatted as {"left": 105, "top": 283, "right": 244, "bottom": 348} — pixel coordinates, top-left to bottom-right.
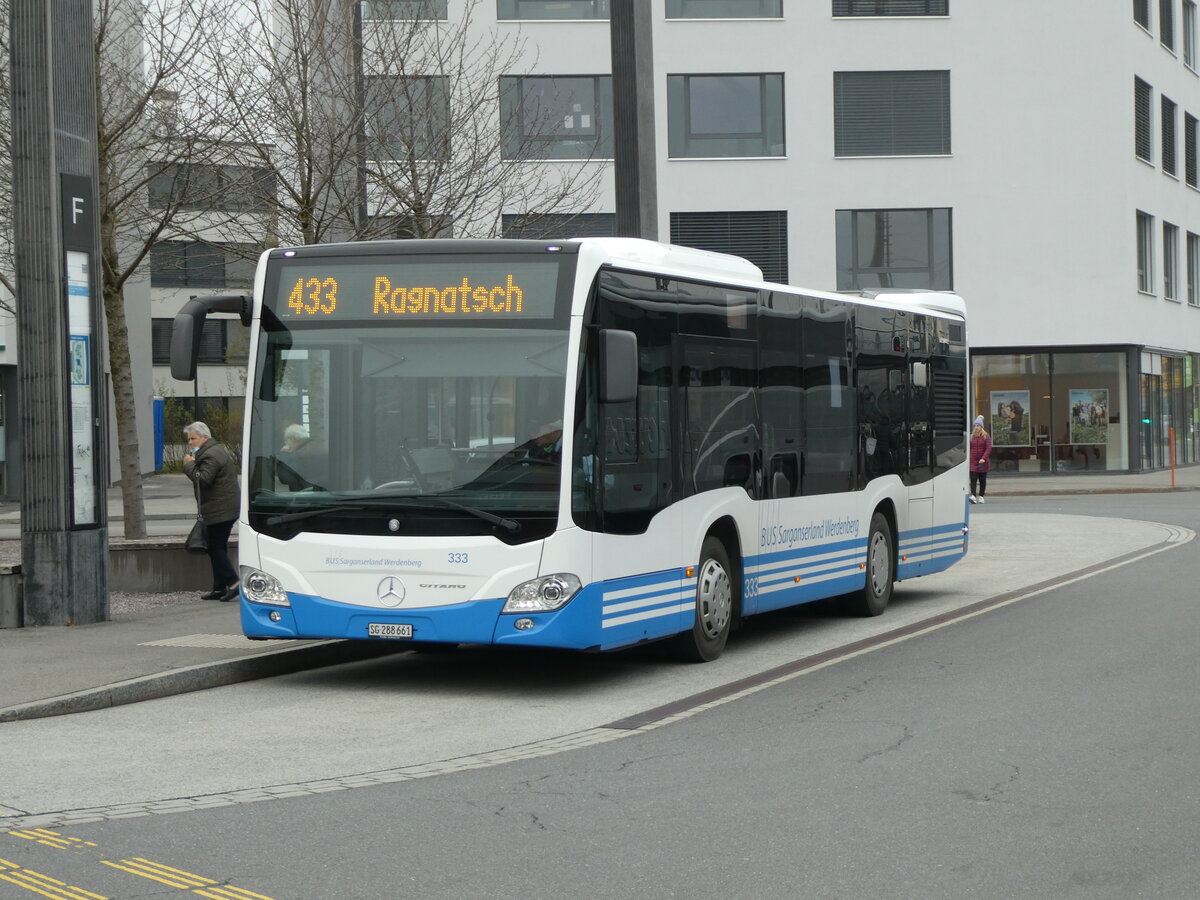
{"left": 848, "top": 512, "right": 894, "bottom": 617}
{"left": 671, "top": 536, "right": 734, "bottom": 662}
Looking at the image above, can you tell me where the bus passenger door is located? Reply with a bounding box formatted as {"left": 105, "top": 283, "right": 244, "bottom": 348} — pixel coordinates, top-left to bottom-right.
{"left": 676, "top": 336, "right": 760, "bottom": 614}
{"left": 903, "top": 354, "right": 934, "bottom": 575}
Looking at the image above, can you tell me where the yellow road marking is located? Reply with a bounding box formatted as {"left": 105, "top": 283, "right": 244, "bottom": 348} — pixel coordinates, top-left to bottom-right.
{"left": 0, "top": 866, "right": 107, "bottom": 899}
{"left": 199, "top": 887, "right": 277, "bottom": 900}
{"left": 6, "top": 831, "right": 98, "bottom": 851}
{"left": 126, "top": 857, "right": 218, "bottom": 886}
{"left": 100, "top": 859, "right": 191, "bottom": 888}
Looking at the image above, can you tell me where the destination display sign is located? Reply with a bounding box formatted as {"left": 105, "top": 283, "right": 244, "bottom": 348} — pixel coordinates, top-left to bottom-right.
{"left": 269, "top": 257, "right": 563, "bottom": 322}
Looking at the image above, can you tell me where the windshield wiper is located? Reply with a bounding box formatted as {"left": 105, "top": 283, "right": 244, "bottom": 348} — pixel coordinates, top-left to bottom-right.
{"left": 368, "top": 494, "right": 522, "bottom": 534}
{"left": 263, "top": 496, "right": 521, "bottom": 534}
{"left": 264, "top": 504, "right": 370, "bottom": 526}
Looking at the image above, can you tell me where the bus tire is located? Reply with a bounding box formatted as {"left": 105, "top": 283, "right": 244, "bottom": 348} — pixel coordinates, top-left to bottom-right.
{"left": 849, "top": 512, "right": 894, "bottom": 617}
{"left": 671, "top": 536, "right": 734, "bottom": 662}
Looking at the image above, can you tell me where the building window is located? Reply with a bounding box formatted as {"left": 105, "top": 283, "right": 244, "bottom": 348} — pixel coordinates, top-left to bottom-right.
{"left": 836, "top": 208, "right": 952, "bottom": 290}
{"left": 150, "top": 241, "right": 256, "bottom": 289}
{"left": 369, "top": 213, "right": 453, "bottom": 239}
{"left": 497, "top": 0, "right": 609, "bottom": 19}
{"left": 500, "top": 75, "right": 613, "bottom": 160}
{"left": 667, "top": 0, "right": 783, "bottom": 17}
{"left": 1135, "top": 0, "right": 1151, "bottom": 29}
{"left": 1137, "top": 211, "right": 1155, "bottom": 293}
{"left": 362, "top": 0, "right": 447, "bottom": 18}
{"left": 1186, "top": 113, "right": 1198, "bottom": 186}
{"left": 670, "top": 210, "right": 788, "bottom": 283}
{"left": 667, "top": 74, "right": 785, "bottom": 158}
{"left": 1162, "top": 95, "right": 1177, "bottom": 174}
{"left": 1164, "top": 222, "right": 1180, "bottom": 300}
{"left": 1160, "top": 0, "right": 1176, "bottom": 48}
{"left": 365, "top": 75, "right": 450, "bottom": 161}
{"left": 1134, "top": 77, "right": 1153, "bottom": 161}
{"left": 148, "top": 164, "right": 276, "bottom": 212}
{"left": 833, "top": 70, "right": 950, "bottom": 157}
{"left": 833, "top": 0, "right": 948, "bottom": 14}
{"left": 1187, "top": 232, "right": 1200, "bottom": 305}
{"left": 151, "top": 318, "right": 243, "bottom": 366}
{"left": 1185, "top": 0, "right": 1197, "bottom": 66}
{"left": 502, "top": 212, "right": 616, "bottom": 238}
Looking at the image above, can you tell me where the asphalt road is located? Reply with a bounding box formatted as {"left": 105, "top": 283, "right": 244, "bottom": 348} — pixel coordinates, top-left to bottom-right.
{"left": 1, "top": 494, "right": 1198, "bottom": 899}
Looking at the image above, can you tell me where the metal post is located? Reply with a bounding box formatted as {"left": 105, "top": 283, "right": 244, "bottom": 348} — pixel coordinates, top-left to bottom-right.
{"left": 10, "top": 0, "right": 109, "bottom": 626}
{"left": 610, "top": 0, "right": 658, "bottom": 240}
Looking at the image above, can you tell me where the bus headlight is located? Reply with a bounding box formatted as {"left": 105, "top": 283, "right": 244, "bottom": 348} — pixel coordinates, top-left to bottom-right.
{"left": 240, "top": 566, "right": 291, "bottom": 607}
{"left": 503, "top": 573, "right": 581, "bottom": 613}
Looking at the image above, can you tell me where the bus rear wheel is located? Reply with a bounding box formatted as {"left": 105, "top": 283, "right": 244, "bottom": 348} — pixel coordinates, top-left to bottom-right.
{"left": 847, "top": 512, "right": 894, "bottom": 617}
{"left": 671, "top": 536, "right": 734, "bottom": 662}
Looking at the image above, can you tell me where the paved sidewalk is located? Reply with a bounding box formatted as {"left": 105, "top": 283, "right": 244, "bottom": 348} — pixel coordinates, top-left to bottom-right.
{"left": 0, "top": 465, "right": 1196, "bottom": 723}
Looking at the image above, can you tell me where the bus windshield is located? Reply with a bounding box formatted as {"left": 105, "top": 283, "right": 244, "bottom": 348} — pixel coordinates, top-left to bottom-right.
{"left": 247, "top": 321, "right": 570, "bottom": 543}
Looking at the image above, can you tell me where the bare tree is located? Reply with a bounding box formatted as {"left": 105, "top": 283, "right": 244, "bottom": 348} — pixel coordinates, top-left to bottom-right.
{"left": 195, "top": 0, "right": 608, "bottom": 249}
{"left": 94, "top": 0, "right": 239, "bottom": 537}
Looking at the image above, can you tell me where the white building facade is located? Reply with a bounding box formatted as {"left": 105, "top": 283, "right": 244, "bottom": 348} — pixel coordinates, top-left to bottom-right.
{"left": 150, "top": 0, "right": 1200, "bottom": 476}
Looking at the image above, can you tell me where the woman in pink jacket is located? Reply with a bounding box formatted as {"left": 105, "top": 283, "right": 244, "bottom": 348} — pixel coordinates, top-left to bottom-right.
{"left": 969, "top": 415, "right": 992, "bottom": 503}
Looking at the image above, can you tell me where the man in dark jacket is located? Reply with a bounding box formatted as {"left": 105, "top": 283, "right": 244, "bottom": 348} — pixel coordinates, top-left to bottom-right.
{"left": 183, "top": 421, "right": 241, "bottom": 600}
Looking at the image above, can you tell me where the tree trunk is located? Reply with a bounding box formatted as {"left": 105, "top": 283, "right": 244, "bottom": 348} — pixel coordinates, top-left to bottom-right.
{"left": 100, "top": 247, "right": 147, "bottom": 539}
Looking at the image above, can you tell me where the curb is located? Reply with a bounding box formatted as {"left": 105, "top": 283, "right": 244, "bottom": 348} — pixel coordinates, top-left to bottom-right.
{"left": 0, "top": 641, "right": 406, "bottom": 723}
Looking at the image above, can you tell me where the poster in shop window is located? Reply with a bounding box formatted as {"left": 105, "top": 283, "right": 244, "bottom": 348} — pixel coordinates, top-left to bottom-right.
{"left": 989, "top": 390, "right": 1030, "bottom": 446}
{"left": 1069, "top": 389, "right": 1109, "bottom": 444}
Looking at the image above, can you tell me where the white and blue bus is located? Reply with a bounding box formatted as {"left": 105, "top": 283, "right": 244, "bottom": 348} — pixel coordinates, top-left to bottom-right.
{"left": 172, "top": 238, "right": 969, "bottom": 661}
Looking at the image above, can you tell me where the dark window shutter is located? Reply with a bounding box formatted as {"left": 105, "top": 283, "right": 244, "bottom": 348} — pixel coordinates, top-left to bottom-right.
{"left": 151, "top": 319, "right": 172, "bottom": 365}
{"left": 833, "top": 1, "right": 948, "bottom": 14}
{"left": 1160, "top": 0, "right": 1175, "bottom": 47}
{"left": 670, "top": 210, "right": 788, "bottom": 283}
{"left": 1134, "top": 0, "right": 1150, "bottom": 28}
{"left": 834, "top": 70, "right": 950, "bottom": 157}
{"left": 1186, "top": 114, "right": 1198, "bottom": 187}
{"left": 1162, "top": 96, "right": 1177, "bottom": 174}
{"left": 1134, "top": 78, "right": 1153, "bottom": 161}
{"left": 502, "top": 212, "right": 617, "bottom": 238}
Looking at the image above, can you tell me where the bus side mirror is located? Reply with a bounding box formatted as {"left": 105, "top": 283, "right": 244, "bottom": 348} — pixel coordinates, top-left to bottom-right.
{"left": 599, "top": 329, "right": 638, "bottom": 404}
{"left": 170, "top": 293, "right": 251, "bottom": 380}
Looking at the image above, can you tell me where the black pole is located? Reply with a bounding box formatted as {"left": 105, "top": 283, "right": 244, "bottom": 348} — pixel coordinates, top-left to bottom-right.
{"left": 610, "top": 0, "right": 657, "bottom": 240}
{"left": 10, "top": 0, "right": 109, "bottom": 626}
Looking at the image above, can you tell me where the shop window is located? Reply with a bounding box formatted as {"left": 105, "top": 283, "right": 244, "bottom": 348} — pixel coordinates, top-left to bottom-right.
{"left": 667, "top": 73, "right": 786, "bottom": 158}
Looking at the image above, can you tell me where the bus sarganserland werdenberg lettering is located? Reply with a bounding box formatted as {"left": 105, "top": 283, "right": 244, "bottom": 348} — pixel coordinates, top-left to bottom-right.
{"left": 171, "top": 238, "right": 971, "bottom": 662}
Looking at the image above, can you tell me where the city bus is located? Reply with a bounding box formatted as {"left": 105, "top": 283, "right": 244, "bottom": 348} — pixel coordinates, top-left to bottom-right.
{"left": 172, "top": 237, "right": 969, "bottom": 661}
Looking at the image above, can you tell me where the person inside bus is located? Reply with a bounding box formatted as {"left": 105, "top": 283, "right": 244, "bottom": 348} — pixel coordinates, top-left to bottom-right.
{"left": 276, "top": 423, "right": 327, "bottom": 491}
